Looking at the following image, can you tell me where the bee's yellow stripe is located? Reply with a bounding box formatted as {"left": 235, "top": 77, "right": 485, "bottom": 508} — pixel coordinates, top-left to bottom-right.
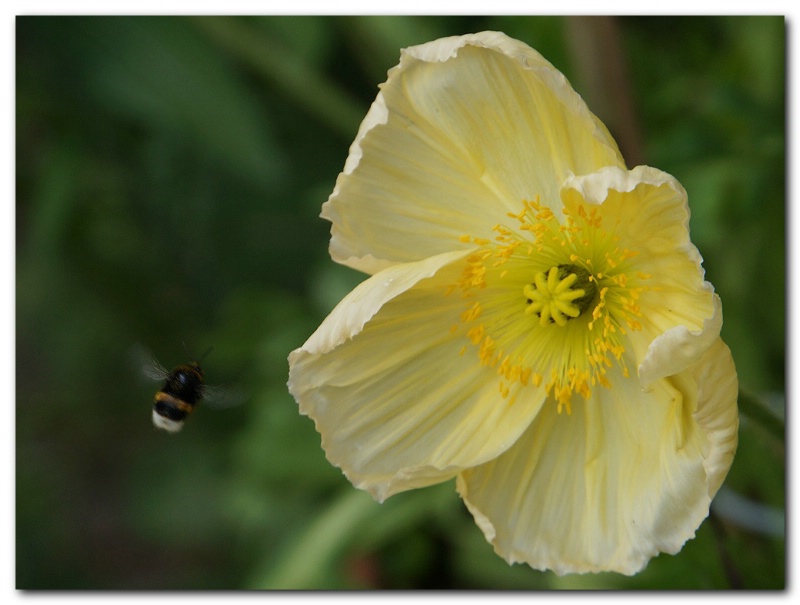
{"left": 154, "top": 392, "right": 194, "bottom": 414}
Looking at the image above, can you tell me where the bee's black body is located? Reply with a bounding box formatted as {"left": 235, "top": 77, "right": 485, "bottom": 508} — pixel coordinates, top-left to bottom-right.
{"left": 152, "top": 363, "right": 205, "bottom": 432}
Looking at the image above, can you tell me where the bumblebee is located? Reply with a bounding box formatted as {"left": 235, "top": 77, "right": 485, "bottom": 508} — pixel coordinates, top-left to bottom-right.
{"left": 146, "top": 359, "right": 206, "bottom": 433}
{"left": 143, "top": 350, "right": 244, "bottom": 432}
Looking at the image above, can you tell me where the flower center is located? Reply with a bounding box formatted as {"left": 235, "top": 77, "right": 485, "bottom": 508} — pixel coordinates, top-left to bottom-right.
{"left": 452, "top": 197, "right": 650, "bottom": 413}
{"left": 524, "top": 264, "right": 597, "bottom": 326}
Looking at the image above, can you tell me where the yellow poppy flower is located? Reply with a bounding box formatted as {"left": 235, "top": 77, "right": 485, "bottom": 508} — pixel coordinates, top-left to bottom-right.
{"left": 288, "top": 31, "right": 738, "bottom": 576}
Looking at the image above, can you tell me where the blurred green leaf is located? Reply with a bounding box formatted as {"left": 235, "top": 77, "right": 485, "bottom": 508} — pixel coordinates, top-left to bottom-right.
{"left": 191, "top": 15, "right": 366, "bottom": 141}
{"left": 65, "top": 17, "right": 286, "bottom": 191}
{"left": 250, "top": 488, "right": 378, "bottom": 589}
{"left": 737, "top": 390, "right": 784, "bottom": 442}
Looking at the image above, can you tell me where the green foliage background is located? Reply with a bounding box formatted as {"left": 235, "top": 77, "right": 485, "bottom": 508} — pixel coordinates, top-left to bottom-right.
{"left": 16, "top": 16, "right": 784, "bottom": 589}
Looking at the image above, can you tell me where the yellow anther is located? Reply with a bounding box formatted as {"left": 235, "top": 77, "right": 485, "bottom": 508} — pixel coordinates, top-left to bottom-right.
{"left": 452, "top": 198, "right": 651, "bottom": 415}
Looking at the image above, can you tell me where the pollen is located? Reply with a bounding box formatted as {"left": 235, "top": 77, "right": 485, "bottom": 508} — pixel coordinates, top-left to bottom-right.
{"left": 450, "top": 197, "right": 650, "bottom": 412}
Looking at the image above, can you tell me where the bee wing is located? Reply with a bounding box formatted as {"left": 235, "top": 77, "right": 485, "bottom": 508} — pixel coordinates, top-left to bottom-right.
{"left": 202, "top": 384, "right": 247, "bottom": 409}
{"left": 128, "top": 344, "right": 170, "bottom": 384}
{"left": 142, "top": 357, "right": 170, "bottom": 382}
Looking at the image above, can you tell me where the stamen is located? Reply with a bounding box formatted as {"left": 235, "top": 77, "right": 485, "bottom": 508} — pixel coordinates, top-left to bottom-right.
{"left": 450, "top": 198, "right": 650, "bottom": 412}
